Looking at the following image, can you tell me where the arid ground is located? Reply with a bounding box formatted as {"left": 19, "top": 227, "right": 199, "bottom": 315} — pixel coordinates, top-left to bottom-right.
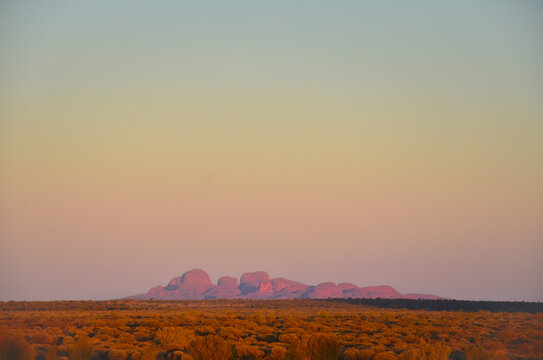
{"left": 1, "top": 299, "right": 542, "bottom": 359}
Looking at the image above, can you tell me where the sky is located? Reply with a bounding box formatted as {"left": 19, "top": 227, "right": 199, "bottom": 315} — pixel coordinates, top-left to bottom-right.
{"left": 0, "top": 1, "right": 542, "bottom": 301}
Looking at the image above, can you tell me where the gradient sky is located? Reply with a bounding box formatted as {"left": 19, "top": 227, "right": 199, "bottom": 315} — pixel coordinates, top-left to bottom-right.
{"left": 1, "top": 1, "right": 542, "bottom": 301}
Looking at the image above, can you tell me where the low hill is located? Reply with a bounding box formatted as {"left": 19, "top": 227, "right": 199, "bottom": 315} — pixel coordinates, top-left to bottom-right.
{"left": 126, "top": 269, "right": 441, "bottom": 300}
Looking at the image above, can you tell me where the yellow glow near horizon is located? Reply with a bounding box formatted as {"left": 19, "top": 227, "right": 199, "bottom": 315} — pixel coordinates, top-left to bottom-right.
{"left": 1, "top": 1, "right": 542, "bottom": 301}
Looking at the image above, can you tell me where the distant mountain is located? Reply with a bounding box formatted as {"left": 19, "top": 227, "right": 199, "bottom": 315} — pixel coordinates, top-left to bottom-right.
{"left": 126, "top": 269, "right": 442, "bottom": 300}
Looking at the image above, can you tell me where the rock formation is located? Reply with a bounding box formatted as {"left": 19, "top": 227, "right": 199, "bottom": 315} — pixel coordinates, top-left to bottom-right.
{"left": 126, "top": 269, "right": 441, "bottom": 300}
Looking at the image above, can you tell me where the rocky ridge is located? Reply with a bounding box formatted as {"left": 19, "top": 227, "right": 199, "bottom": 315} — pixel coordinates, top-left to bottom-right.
{"left": 127, "top": 269, "right": 441, "bottom": 300}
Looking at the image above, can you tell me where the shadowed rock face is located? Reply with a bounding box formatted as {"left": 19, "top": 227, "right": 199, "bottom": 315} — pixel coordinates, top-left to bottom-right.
{"left": 126, "top": 269, "right": 441, "bottom": 300}
{"left": 271, "top": 278, "right": 309, "bottom": 299}
{"left": 144, "top": 269, "right": 215, "bottom": 300}
{"left": 165, "top": 269, "right": 213, "bottom": 290}
{"left": 303, "top": 282, "right": 345, "bottom": 299}
{"left": 239, "top": 271, "right": 271, "bottom": 294}
{"left": 203, "top": 276, "right": 240, "bottom": 299}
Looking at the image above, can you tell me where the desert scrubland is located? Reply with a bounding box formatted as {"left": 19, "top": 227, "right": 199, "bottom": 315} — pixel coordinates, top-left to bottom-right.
{"left": 1, "top": 300, "right": 542, "bottom": 360}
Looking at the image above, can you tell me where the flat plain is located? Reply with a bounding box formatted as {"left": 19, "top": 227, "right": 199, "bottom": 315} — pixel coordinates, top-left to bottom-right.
{"left": 1, "top": 299, "right": 543, "bottom": 359}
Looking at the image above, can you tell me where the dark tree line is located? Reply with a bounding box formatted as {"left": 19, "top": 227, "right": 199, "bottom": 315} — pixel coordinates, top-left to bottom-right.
{"left": 329, "top": 298, "right": 543, "bottom": 313}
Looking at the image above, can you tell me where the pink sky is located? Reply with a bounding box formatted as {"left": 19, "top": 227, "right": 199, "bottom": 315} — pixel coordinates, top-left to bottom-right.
{"left": 1, "top": 1, "right": 542, "bottom": 301}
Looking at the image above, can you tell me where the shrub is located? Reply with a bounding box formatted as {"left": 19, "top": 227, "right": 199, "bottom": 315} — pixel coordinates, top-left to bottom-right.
{"left": 156, "top": 327, "right": 194, "bottom": 349}
{"left": 187, "top": 336, "right": 234, "bottom": 360}
{"left": 217, "top": 327, "right": 243, "bottom": 340}
{"left": 107, "top": 349, "right": 128, "bottom": 360}
{"left": 285, "top": 338, "right": 308, "bottom": 360}
{"left": 264, "top": 346, "right": 287, "bottom": 360}
{"left": 30, "top": 333, "right": 54, "bottom": 345}
{"left": 46, "top": 346, "right": 59, "bottom": 360}
{"left": 127, "top": 350, "right": 141, "bottom": 360}
{"left": 286, "top": 334, "right": 340, "bottom": 360}
{"left": 341, "top": 348, "right": 361, "bottom": 360}
{"left": 374, "top": 351, "right": 397, "bottom": 360}
{"left": 341, "top": 348, "right": 373, "bottom": 360}
{"left": 0, "top": 330, "right": 35, "bottom": 360}
{"left": 278, "top": 334, "right": 298, "bottom": 344}
{"left": 69, "top": 335, "right": 93, "bottom": 360}
{"left": 234, "top": 344, "right": 265, "bottom": 360}
{"left": 465, "top": 345, "right": 508, "bottom": 360}
{"left": 399, "top": 343, "right": 451, "bottom": 360}
{"left": 140, "top": 344, "right": 158, "bottom": 360}
{"left": 465, "top": 345, "right": 492, "bottom": 360}
{"left": 306, "top": 334, "right": 341, "bottom": 360}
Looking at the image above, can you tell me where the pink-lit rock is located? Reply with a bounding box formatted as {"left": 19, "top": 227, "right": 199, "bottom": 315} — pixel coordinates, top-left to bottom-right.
{"left": 126, "top": 269, "right": 441, "bottom": 300}
{"left": 239, "top": 271, "right": 270, "bottom": 295}
{"left": 303, "top": 282, "right": 345, "bottom": 299}
{"left": 203, "top": 276, "right": 241, "bottom": 299}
